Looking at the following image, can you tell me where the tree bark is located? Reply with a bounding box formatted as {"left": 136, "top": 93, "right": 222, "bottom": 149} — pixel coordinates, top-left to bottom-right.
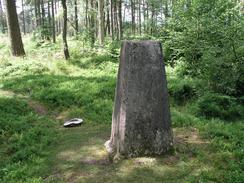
{"left": 41, "top": 0, "right": 45, "bottom": 26}
{"left": 55, "top": 0, "right": 59, "bottom": 34}
{"left": 34, "top": 0, "right": 38, "bottom": 27}
{"left": 113, "top": 0, "right": 118, "bottom": 39}
{"left": 98, "top": 0, "right": 105, "bottom": 45}
{"left": 37, "top": 0, "right": 41, "bottom": 26}
{"left": 22, "top": 0, "right": 26, "bottom": 34}
{"left": 85, "top": 0, "right": 88, "bottom": 29}
{"left": 90, "top": 0, "right": 95, "bottom": 46}
{"left": 110, "top": 0, "right": 114, "bottom": 40}
{"left": 146, "top": 1, "right": 149, "bottom": 33}
{"left": 74, "top": 0, "right": 78, "bottom": 34}
{"left": 106, "top": 0, "right": 110, "bottom": 36}
{"left": 5, "top": 0, "right": 25, "bottom": 56}
{"left": 0, "top": 0, "right": 6, "bottom": 33}
{"left": 51, "top": 0, "right": 56, "bottom": 43}
{"left": 131, "top": 0, "right": 135, "bottom": 35}
{"left": 138, "top": 0, "right": 141, "bottom": 35}
{"left": 61, "top": 0, "right": 70, "bottom": 59}
{"left": 48, "top": 1, "right": 51, "bottom": 36}
{"left": 118, "top": 0, "right": 123, "bottom": 39}
{"left": 142, "top": 0, "right": 146, "bottom": 33}
{"left": 58, "top": 2, "right": 61, "bottom": 35}
{"left": 151, "top": 8, "right": 155, "bottom": 35}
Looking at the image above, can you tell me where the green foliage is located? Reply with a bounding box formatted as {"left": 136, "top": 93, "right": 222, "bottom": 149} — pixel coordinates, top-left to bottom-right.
{"left": 168, "top": 77, "right": 202, "bottom": 104}
{"left": 0, "top": 59, "right": 49, "bottom": 78}
{"left": 162, "top": 0, "right": 244, "bottom": 96}
{"left": 0, "top": 97, "right": 56, "bottom": 183}
{"left": 32, "top": 26, "right": 52, "bottom": 42}
{"left": 76, "top": 30, "right": 95, "bottom": 47}
{"left": 196, "top": 93, "right": 243, "bottom": 120}
{"left": 103, "top": 39, "right": 120, "bottom": 58}
{"left": 171, "top": 108, "right": 201, "bottom": 127}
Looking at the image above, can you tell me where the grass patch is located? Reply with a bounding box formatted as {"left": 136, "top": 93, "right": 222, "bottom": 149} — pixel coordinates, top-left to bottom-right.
{"left": 0, "top": 95, "right": 57, "bottom": 183}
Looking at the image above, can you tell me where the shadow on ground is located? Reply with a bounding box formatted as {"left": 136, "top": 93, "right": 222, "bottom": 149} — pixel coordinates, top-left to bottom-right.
{"left": 44, "top": 123, "right": 212, "bottom": 183}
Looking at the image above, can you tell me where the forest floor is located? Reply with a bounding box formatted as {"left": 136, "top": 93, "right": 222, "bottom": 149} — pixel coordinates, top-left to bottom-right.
{"left": 0, "top": 36, "right": 243, "bottom": 183}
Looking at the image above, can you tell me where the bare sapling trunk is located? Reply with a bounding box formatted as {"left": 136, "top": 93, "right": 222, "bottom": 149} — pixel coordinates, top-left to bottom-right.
{"left": 61, "top": 0, "right": 70, "bottom": 59}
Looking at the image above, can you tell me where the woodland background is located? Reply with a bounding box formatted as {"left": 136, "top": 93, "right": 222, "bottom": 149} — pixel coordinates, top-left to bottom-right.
{"left": 0, "top": 0, "right": 243, "bottom": 182}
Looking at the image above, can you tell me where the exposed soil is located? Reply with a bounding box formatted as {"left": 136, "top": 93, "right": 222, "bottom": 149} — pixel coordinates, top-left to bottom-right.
{"left": 0, "top": 89, "right": 48, "bottom": 115}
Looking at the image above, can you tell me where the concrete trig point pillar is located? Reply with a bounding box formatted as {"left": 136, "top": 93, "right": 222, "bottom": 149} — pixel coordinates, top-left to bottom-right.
{"left": 105, "top": 41, "right": 173, "bottom": 159}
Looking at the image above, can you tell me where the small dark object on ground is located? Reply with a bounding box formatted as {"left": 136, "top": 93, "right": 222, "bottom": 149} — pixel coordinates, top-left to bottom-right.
{"left": 63, "top": 118, "right": 83, "bottom": 127}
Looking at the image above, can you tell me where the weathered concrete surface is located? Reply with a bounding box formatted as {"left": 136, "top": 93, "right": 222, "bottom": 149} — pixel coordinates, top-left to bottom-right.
{"left": 105, "top": 41, "right": 173, "bottom": 158}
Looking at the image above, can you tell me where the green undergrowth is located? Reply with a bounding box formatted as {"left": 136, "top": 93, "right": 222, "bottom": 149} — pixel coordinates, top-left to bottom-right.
{"left": 0, "top": 35, "right": 243, "bottom": 183}
{"left": 167, "top": 73, "right": 243, "bottom": 121}
{"left": 0, "top": 95, "right": 57, "bottom": 183}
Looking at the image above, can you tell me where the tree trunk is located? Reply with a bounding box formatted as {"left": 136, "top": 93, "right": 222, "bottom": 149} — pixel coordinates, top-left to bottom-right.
{"left": 98, "top": 0, "right": 105, "bottom": 45}
{"left": 34, "top": 0, "right": 38, "bottom": 27}
{"left": 131, "top": 0, "right": 135, "bottom": 35}
{"left": 110, "top": 0, "right": 114, "bottom": 40}
{"left": 106, "top": 0, "right": 110, "bottom": 36}
{"left": 113, "top": 0, "right": 118, "bottom": 39}
{"left": 95, "top": 1, "right": 98, "bottom": 40}
{"left": 85, "top": 0, "right": 88, "bottom": 29}
{"left": 22, "top": 0, "right": 26, "bottom": 34}
{"left": 138, "top": 0, "right": 141, "bottom": 35}
{"left": 142, "top": 0, "right": 146, "bottom": 33}
{"left": 118, "top": 0, "right": 123, "bottom": 39}
{"left": 146, "top": 1, "right": 149, "bottom": 33}
{"left": 41, "top": 0, "right": 45, "bottom": 26}
{"left": 105, "top": 41, "right": 173, "bottom": 159}
{"left": 51, "top": 0, "right": 56, "bottom": 43}
{"left": 28, "top": 5, "right": 32, "bottom": 32}
{"left": 74, "top": 0, "right": 78, "bottom": 34}
{"left": 172, "top": 0, "right": 176, "bottom": 17}
{"left": 61, "top": 0, "right": 70, "bottom": 59}
{"left": 54, "top": 0, "right": 57, "bottom": 15}
{"left": 123, "top": 2, "right": 126, "bottom": 23}
{"left": 151, "top": 9, "right": 154, "bottom": 35}
{"left": 90, "top": 0, "right": 95, "bottom": 46}
{"left": 0, "top": 0, "right": 6, "bottom": 33}
{"left": 48, "top": 1, "right": 51, "bottom": 36}
{"left": 165, "top": 0, "right": 169, "bottom": 18}
{"left": 5, "top": 0, "right": 25, "bottom": 56}
{"left": 58, "top": 1, "right": 61, "bottom": 35}
{"left": 55, "top": 0, "right": 59, "bottom": 34}
{"left": 37, "top": 0, "right": 41, "bottom": 26}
